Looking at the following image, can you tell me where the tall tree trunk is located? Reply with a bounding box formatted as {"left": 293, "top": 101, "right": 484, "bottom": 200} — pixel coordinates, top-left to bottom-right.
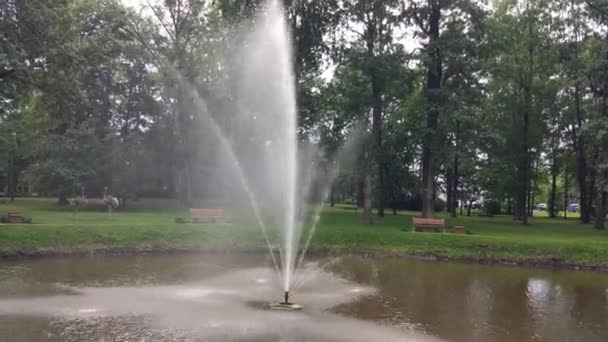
{"left": 451, "top": 121, "right": 459, "bottom": 218}
{"left": 184, "top": 158, "right": 193, "bottom": 207}
{"left": 361, "top": 126, "right": 373, "bottom": 224}
{"left": 516, "top": 173, "right": 527, "bottom": 222}
{"left": 572, "top": 83, "right": 591, "bottom": 223}
{"left": 518, "top": 82, "right": 531, "bottom": 223}
{"left": 589, "top": 145, "right": 600, "bottom": 222}
{"left": 421, "top": 1, "right": 442, "bottom": 218}
{"left": 549, "top": 153, "right": 558, "bottom": 218}
{"left": 514, "top": 195, "right": 519, "bottom": 220}
{"left": 517, "top": 11, "right": 536, "bottom": 224}
{"left": 357, "top": 177, "right": 364, "bottom": 208}
{"left": 330, "top": 181, "right": 335, "bottom": 207}
{"left": 528, "top": 167, "right": 536, "bottom": 218}
{"left": 515, "top": 155, "right": 526, "bottom": 221}
{"left": 594, "top": 73, "right": 608, "bottom": 229}
{"left": 467, "top": 200, "right": 472, "bottom": 217}
{"left": 594, "top": 184, "right": 606, "bottom": 229}
{"left": 364, "top": 16, "right": 384, "bottom": 218}
{"left": 576, "top": 148, "right": 591, "bottom": 222}
{"left": 586, "top": 183, "right": 595, "bottom": 220}
{"left": 593, "top": 167, "right": 606, "bottom": 230}
{"left": 362, "top": 172, "right": 373, "bottom": 224}
{"left": 357, "top": 156, "right": 364, "bottom": 208}
{"left": 371, "top": 75, "right": 384, "bottom": 217}
{"left": 564, "top": 166, "right": 569, "bottom": 220}
{"left": 446, "top": 169, "right": 453, "bottom": 213}
{"left": 521, "top": 98, "right": 530, "bottom": 224}
{"left": 7, "top": 148, "right": 15, "bottom": 202}
{"left": 391, "top": 187, "right": 398, "bottom": 215}
{"left": 173, "top": 28, "right": 184, "bottom": 206}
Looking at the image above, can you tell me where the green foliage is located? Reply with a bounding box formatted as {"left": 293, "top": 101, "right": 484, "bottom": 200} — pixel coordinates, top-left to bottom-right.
{"left": 24, "top": 122, "right": 100, "bottom": 198}
{"left": 0, "top": 0, "right": 606, "bottom": 228}
{"left": 483, "top": 200, "right": 501, "bottom": 216}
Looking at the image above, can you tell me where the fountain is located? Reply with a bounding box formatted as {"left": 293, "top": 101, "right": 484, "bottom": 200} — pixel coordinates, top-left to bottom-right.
{"left": 132, "top": 0, "right": 329, "bottom": 307}
{"left": 192, "top": 0, "right": 325, "bottom": 307}
{"left": 212, "top": 0, "right": 343, "bottom": 308}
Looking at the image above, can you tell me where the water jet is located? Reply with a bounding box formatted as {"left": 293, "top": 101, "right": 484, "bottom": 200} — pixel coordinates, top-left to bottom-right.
{"left": 267, "top": 291, "right": 302, "bottom": 311}
{"left": 168, "top": 0, "right": 329, "bottom": 309}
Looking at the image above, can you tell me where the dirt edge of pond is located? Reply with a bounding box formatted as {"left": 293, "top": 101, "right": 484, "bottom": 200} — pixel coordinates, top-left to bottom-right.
{"left": 1, "top": 246, "right": 608, "bottom": 273}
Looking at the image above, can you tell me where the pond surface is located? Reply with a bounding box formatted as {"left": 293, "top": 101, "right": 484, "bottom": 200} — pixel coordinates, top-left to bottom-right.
{"left": 1, "top": 253, "right": 608, "bottom": 342}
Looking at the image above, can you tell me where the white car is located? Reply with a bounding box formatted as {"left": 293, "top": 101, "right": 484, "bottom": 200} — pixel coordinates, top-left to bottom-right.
{"left": 567, "top": 203, "right": 580, "bottom": 213}
{"left": 536, "top": 203, "right": 547, "bottom": 211}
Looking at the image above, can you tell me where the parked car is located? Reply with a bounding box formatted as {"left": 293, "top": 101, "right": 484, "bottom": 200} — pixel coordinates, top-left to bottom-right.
{"left": 536, "top": 203, "right": 547, "bottom": 211}
{"left": 566, "top": 203, "right": 580, "bottom": 213}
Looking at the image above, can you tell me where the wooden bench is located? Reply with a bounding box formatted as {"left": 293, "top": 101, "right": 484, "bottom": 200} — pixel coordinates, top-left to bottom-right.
{"left": 412, "top": 217, "right": 445, "bottom": 232}
{"left": 453, "top": 225, "right": 465, "bottom": 234}
{"left": 2, "top": 212, "right": 24, "bottom": 224}
{"left": 190, "top": 208, "right": 223, "bottom": 223}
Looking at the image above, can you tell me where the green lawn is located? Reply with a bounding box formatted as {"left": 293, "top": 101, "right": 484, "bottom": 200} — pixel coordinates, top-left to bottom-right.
{"left": 314, "top": 205, "right": 608, "bottom": 265}
{"left": 1, "top": 199, "right": 607, "bottom": 267}
{"left": 0, "top": 198, "right": 266, "bottom": 254}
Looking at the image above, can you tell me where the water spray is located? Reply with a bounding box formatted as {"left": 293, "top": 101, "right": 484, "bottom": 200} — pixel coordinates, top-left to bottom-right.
{"left": 138, "top": 0, "right": 306, "bottom": 313}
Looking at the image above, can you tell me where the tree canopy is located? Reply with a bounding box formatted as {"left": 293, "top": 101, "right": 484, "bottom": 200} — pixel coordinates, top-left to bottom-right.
{"left": 0, "top": 0, "right": 607, "bottom": 228}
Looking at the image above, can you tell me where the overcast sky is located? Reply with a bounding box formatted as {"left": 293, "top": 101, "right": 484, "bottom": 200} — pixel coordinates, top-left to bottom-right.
{"left": 122, "top": 0, "right": 144, "bottom": 9}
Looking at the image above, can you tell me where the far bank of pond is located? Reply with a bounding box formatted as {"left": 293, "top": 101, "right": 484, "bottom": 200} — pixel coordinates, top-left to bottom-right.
{"left": 3, "top": 245, "right": 608, "bottom": 274}
{"left": 1, "top": 199, "right": 608, "bottom": 272}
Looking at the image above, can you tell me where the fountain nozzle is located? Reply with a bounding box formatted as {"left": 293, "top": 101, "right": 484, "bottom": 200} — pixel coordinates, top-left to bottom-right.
{"left": 268, "top": 291, "right": 301, "bottom": 310}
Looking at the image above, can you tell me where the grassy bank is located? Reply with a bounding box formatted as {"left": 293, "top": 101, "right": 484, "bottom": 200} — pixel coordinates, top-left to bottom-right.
{"left": 1, "top": 199, "right": 607, "bottom": 268}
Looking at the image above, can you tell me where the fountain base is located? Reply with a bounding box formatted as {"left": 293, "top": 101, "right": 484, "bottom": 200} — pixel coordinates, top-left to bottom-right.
{"left": 268, "top": 302, "right": 303, "bottom": 311}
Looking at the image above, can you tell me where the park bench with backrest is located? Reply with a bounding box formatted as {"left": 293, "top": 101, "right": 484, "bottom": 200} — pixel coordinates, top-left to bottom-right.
{"left": 190, "top": 208, "right": 224, "bottom": 223}
{"left": 412, "top": 217, "right": 445, "bottom": 232}
{"left": 1, "top": 212, "right": 28, "bottom": 224}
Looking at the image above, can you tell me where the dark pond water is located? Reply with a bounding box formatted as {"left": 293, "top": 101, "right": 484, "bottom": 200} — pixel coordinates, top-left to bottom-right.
{"left": 1, "top": 253, "right": 607, "bottom": 341}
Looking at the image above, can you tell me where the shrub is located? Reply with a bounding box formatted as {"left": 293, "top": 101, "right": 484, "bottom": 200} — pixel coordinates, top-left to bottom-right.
{"left": 174, "top": 217, "right": 190, "bottom": 224}
{"left": 435, "top": 198, "right": 446, "bottom": 212}
{"left": 483, "top": 200, "right": 501, "bottom": 216}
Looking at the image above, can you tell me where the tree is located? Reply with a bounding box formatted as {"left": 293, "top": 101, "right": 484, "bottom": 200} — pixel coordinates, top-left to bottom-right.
{"left": 406, "top": 0, "right": 488, "bottom": 218}
{"left": 490, "top": 0, "right": 555, "bottom": 224}
{"left": 0, "top": 0, "right": 162, "bottom": 203}
{"left": 142, "top": 0, "right": 210, "bottom": 206}
{"left": 582, "top": 39, "right": 608, "bottom": 229}
{"left": 337, "top": 0, "right": 406, "bottom": 222}
{"left": 557, "top": 0, "right": 594, "bottom": 223}
{"left": 582, "top": 0, "right": 608, "bottom": 229}
{"left": 406, "top": 0, "right": 443, "bottom": 218}
{"left": 546, "top": 84, "right": 565, "bottom": 219}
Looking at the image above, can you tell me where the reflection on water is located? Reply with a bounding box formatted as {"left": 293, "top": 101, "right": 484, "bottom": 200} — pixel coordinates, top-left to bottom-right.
{"left": 331, "top": 257, "right": 608, "bottom": 342}
{"left": 0, "top": 254, "right": 608, "bottom": 341}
